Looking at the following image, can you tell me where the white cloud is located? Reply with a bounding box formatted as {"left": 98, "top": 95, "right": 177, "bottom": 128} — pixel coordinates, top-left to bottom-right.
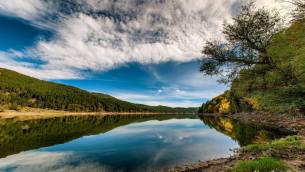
{"left": 0, "top": 51, "right": 80, "bottom": 80}
{"left": 110, "top": 88, "right": 221, "bottom": 107}
{"left": 112, "top": 93, "right": 199, "bottom": 107}
{"left": 0, "top": 0, "right": 293, "bottom": 106}
{"left": 95, "top": 61, "right": 229, "bottom": 107}
{"left": 0, "top": 0, "right": 47, "bottom": 20}
{"left": 0, "top": 0, "right": 292, "bottom": 78}
{"left": 34, "top": 0, "right": 228, "bottom": 72}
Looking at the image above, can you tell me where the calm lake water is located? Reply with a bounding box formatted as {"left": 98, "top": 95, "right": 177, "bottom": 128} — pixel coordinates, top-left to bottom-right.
{"left": 0, "top": 114, "right": 286, "bottom": 172}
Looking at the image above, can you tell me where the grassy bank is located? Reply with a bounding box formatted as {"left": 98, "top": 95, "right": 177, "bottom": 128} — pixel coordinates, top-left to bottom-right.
{"left": 234, "top": 136, "right": 305, "bottom": 172}
{"left": 232, "top": 157, "right": 288, "bottom": 172}
{"left": 166, "top": 135, "right": 305, "bottom": 172}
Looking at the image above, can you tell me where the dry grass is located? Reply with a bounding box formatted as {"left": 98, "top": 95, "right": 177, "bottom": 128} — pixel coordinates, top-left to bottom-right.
{"left": 0, "top": 107, "right": 176, "bottom": 120}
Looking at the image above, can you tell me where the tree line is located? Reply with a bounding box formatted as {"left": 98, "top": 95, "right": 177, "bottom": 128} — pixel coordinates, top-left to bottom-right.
{"left": 0, "top": 68, "right": 196, "bottom": 113}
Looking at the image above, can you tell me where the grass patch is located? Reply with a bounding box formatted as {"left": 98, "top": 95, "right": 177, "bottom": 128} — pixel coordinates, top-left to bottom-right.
{"left": 243, "top": 135, "right": 305, "bottom": 152}
{"left": 232, "top": 157, "right": 288, "bottom": 172}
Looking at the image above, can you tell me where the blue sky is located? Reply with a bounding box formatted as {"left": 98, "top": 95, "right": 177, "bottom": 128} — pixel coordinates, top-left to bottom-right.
{"left": 0, "top": 0, "right": 287, "bottom": 107}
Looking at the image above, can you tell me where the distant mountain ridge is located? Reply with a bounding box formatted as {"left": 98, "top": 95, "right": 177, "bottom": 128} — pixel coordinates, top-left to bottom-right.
{"left": 0, "top": 68, "right": 197, "bottom": 113}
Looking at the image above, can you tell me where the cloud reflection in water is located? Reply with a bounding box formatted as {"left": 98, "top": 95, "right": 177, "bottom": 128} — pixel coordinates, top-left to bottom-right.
{"left": 0, "top": 118, "right": 239, "bottom": 172}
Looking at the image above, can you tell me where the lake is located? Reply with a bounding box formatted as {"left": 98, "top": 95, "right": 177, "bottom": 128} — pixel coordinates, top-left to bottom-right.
{"left": 0, "top": 114, "right": 287, "bottom": 172}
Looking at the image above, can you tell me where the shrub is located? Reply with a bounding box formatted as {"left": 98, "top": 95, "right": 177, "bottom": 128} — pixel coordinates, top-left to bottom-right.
{"left": 232, "top": 157, "right": 288, "bottom": 172}
{"left": 243, "top": 135, "right": 305, "bottom": 152}
{"left": 9, "top": 104, "right": 22, "bottom": 111}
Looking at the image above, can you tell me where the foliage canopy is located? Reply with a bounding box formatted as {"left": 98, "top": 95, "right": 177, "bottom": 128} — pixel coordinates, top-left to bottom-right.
{"left": 200, "top": 2, "right": 305, "bottom": 112}
{"left": 201, "top": 3, "right": 282, "bottom": 83}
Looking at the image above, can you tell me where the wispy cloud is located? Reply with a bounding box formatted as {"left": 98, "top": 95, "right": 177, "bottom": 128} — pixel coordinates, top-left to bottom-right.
{"left": 0, "top": 50, "right": 81, "bottom": 79}
{"left": 0, "top": 0, "right": 292, "bottom": 106}
{"left": 0, "top": 0, "right": 47, "bottom": 20}
{"left": 0, "top": 0, "right": 291, "bottom": 78}
{"left": 111, "top": 88, "right": 222, "bottom": 107}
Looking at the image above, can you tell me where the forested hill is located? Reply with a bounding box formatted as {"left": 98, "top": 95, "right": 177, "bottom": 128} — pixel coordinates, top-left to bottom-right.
{"left": 207, "top": 19, "right": 305, "bottom": 113}
{"left": 0, "top": 68, "right": 197, "bottom": 113}
{"left": 199, "top": 3, "right": 305, "bottom": 114}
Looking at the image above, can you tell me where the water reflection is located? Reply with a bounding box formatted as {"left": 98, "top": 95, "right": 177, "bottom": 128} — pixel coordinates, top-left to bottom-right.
{"left": 199, "top": 115, "right": 286, "bottom": 146}
{"left": 0, "top": 114, "right": 194, "bottom": 158}
{"left": 0, "top": 114, "right": 287, "bottom": 172}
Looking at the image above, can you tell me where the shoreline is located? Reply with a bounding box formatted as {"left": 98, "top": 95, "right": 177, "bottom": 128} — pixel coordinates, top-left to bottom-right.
{"left": 165, "top": 136, "right": 305, "bottom": 172}
{"left": 222, "top": 112, "right": 305, "bottom": 136}
{"left": 165, "top": 112, "right": 305, "bottom": 172}
{"left": 0, "top": 108, "right": 195, "bottom": 120}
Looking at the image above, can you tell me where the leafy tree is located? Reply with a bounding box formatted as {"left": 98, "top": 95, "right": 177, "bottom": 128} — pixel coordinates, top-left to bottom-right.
{"left": 200, "top": 3, "right": 282, "bottom": 83}
{"left": 200, "top": 2, "right": 305, "bottom": 112}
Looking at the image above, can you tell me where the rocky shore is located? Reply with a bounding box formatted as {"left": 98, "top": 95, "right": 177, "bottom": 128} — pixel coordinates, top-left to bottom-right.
{"left": 164, "top": 141, "right": 305, "bottom": 172}
{"left": 164, "top": 112, "right": 305, "bottom": 172}
{"left": 226, "top": 112, "right": 305, "bottom": 136}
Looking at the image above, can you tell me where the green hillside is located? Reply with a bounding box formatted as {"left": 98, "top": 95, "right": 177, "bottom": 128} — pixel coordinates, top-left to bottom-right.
{"left": 201, "top": 20, "right": 305, "bottom": 114}
{"left": 229, "top": 19, "right": 305, "bottom": 112}
{"left": 0, "top": 68, "right": 196, "bottom": 113}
